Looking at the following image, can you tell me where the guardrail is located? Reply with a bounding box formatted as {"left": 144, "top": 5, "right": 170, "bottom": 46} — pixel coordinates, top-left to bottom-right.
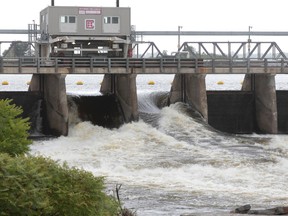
{"left": 206, "top": 58, "right": 288, "bottom": 73}
{"left": 1, "top": 57, "right": 288, "bottom": 74}
{"left": 0, "top": 57, "right": 204, "bottom": 73}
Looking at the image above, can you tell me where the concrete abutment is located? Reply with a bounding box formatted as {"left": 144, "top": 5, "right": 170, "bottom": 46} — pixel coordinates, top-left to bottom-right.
{"left": 169, "top": 74, "right": 208, "bottom": 121}
{"left": 100, "top": 74, "right": 139, "bottom": 123}
{"left": 29, "top": 74, "right": 69, "bottom": 136}
{"left": 242, "top": 74, "right": 278, "bottom": 134}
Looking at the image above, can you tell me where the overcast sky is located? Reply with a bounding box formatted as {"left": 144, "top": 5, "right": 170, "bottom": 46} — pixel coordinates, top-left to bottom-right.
{"left": 1, "top": 0, "right": 288, "bottom": 52}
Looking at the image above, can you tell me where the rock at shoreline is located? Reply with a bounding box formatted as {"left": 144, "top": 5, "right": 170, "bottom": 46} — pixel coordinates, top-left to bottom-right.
{"left": 234, "top": 204, "right": 251, "bottom": 214}
{"left": 248, "top": 206, "right": 288, "bottom": 215}
{"left": 231, "top": 205, "right": 288, "bottom": 215}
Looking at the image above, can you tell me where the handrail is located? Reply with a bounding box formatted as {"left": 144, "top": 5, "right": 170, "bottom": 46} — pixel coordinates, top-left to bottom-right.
{"left": 1, "top": 57, "right": 288, "bottom": 74}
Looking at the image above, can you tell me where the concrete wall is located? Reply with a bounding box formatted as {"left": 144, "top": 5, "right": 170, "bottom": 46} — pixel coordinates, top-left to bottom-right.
{"left": 100, "top": 74, "right": 138, "bottom": 122}
{"left": 29, "top": 74, "right": 69, "bottom": 136}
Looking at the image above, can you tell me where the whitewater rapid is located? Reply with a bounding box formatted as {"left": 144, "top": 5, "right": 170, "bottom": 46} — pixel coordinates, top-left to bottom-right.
{"left": 30, "top": 95, "right": 288, "bottom": 215}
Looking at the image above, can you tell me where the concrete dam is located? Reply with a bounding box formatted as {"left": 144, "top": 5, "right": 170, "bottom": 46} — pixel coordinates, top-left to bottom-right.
{"left": 1, "top": 3, "right": 288, "bottom": 136}
{"left": 1, "top": 72, "right": 288, "bottom": 137}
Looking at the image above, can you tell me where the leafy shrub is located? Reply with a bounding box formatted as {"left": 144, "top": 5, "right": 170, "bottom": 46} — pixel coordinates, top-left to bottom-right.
{"left": 0, "top": 99, "right": 31, "bottom": 156}
{"left": 0, "top": 154, "right": 119, "bottom": 216}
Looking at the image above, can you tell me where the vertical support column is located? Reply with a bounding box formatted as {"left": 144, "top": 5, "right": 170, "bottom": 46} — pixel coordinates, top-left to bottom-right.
{"left": 39, "top": 44, "right": 50, "bottom": 58}
{"left": 169, "top": 74, "right": 208, "bottom": 121}
{"left": 100, "top": 74, "right": 138, "bottom": 122}
{"left": 100, "top": 74, "right": 113, "bottom": 95}
{"left": 185, "top": 74, "right": 208, "bottom": 121}
{"left": 29, "top": 74, "right": 69, "bottom": 136}
{"left": 242, "top": 74, "right": 278, "bottom": 133}
{"left": 169, "top": 74, "right": 183, "bottom": 104}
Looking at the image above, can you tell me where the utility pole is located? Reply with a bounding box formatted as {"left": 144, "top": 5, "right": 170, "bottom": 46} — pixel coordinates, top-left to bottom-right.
{"left": 178, "top": 26, "right": 182, "bottom": 51}
{"left": 116, "top": 0, "right": 119, "bottom": 7}
{"left": 248, "top": 26, "right": 252, "bottom": 54}
{"left": 51, "top": 0, "right": 54, "bottom": 6}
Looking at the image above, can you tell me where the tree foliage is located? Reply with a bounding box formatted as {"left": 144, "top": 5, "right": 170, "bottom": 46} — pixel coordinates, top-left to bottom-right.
{"left": 0, "top": 99, "right": 32, "bottom": 156}
{"left": 0, "top": 99, "right": 129, "bottom": 215}
{"left": 2, "top": 41, "right": 30, "bottom": 57}
{"left": 0, "top": 154, "right": 119, "bottom": 216}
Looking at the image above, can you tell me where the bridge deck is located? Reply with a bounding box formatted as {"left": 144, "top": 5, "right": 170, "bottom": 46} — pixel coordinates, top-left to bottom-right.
{"left": 1, "top": 57, "right": 288, "bottom": 74}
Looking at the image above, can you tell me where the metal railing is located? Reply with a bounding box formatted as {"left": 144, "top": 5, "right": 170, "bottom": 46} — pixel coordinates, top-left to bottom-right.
{"left": 1, "top": 57, "right": 288, "bottom": 74}
{"left": 0, "top": 57, "right": 202, "bottom": 72}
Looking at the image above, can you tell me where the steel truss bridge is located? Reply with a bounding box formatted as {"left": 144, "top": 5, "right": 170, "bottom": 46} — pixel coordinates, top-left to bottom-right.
{"left": 0, "top": 41, "right": 288, "bottom": 74}
{"left": 1, "top": 30, "right": 288, "bottom": 74}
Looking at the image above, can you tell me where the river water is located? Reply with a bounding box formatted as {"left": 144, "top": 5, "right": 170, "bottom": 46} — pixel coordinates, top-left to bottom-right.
{"left": 1, "top": 74, "right": 288, "bottom": 215}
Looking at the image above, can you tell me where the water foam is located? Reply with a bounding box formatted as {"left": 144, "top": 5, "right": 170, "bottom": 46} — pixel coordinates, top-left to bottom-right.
{"left": 30, "top": 92, "right": 288, "bottom": 214}
{"left": 31, "top": 104, "right": 288, "bottom": 210}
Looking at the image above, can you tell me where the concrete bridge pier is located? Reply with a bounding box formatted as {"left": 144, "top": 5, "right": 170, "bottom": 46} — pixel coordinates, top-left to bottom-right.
{"left": 100, "top": 74, "right": 139, "bottom": 122}
{"left": 242, "top": 74, "right": 278, "bottom": 133}
{"left": 169, "top": 74, "right": 208, "bottom": 121}
{"left": 29, "top": 74, "right": 69, "bottom": 136}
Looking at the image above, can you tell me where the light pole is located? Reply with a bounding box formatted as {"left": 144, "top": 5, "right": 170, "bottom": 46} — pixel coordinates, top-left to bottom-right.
{"left": 178, "top": 25, "right": 182, "bottom": 51}
{"left": 248, "top": 26, "right": 252, "bottom": 54}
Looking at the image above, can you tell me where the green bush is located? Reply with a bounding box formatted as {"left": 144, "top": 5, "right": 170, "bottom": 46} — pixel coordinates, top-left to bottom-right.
{"left": 0, "top": 99, "right": 32, "bottom": 156}
{"left": 0, "top": 153, "right": 119, "bottom": 216}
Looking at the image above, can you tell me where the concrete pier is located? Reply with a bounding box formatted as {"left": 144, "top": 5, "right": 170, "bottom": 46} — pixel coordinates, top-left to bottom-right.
{"left": 169, "top": 74, "right": 208, "bottom": 121}
{"left": 29, "top": 74, "right": 69, "bottom": 136}
{"left": 242, "top": 74, "right": 278, "bottom": 134}
{"left": 100, "top": 74, "right": 139, "bottom": 122}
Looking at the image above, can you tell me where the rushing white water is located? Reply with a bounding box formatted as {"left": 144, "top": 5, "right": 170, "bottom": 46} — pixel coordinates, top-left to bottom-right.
{"left": 2, "top": 74, "right": 288, "bottom": 215}
{"left": 30, "top": 101, "right": 288, "bottom": 215}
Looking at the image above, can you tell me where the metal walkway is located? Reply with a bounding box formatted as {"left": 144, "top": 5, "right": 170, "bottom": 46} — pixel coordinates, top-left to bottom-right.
{"left": 1, "top": 57, "right": 288, "bottom": 74}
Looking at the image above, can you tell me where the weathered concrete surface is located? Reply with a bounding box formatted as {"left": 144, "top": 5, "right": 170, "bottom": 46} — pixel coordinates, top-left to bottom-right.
{"left": 169, "top": 74, "right": 208, "bottom": 121}
{"left": 29, "top": 74, "right": 69, "bottom": 136}
{"left": 168, "top": 74, "right": 183, "bottom": 104}
{"left": 100, "top": 74, "right": 139, "bottom": 122}
{"left": 242, "top": 74, "right": 278, "bottom": 134}
{"left": 241, "top": 74, "right": 253, "bottom": 91}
